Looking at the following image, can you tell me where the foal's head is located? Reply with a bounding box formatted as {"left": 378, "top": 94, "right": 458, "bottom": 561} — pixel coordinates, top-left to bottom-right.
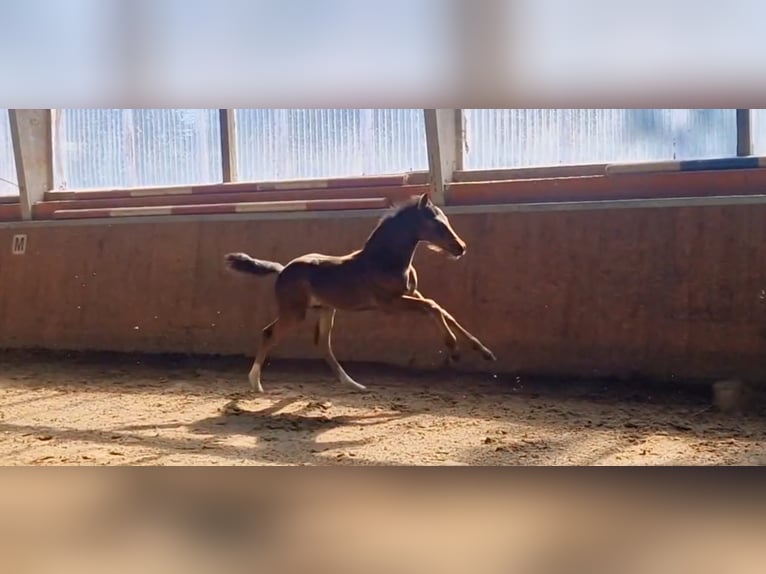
{"left": 407, "top": 193, "right": 467, "bottom": 258}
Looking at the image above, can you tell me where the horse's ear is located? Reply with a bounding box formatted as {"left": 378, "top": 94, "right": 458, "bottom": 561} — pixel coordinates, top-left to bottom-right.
{"left": 418, "top": 193, "right": 431, "bottom": 209}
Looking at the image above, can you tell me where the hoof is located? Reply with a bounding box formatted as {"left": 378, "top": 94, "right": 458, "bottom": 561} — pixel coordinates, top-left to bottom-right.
{"left": 342, "top": 376, "right": 367, "bottom": 391}
{"left": 249, "top": 377, "right": 264, "bottom": 394}
{"left": 481, "top": 348, "right": 497, "bottom": 361}
{"left": 248, "top": 366, "right": 264, "bottom": 393}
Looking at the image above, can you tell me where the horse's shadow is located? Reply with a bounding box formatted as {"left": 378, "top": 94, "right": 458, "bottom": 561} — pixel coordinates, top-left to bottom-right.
{"left": 117, "top": 396, "right": 404, "bottom": 464}
{"left": 201, "top": 396, "right": 399, "bottom": 432}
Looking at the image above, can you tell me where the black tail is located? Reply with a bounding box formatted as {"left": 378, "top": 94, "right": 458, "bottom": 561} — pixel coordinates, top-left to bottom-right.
{"left": 224, "top": 252, "right": 284, "bottom": 276}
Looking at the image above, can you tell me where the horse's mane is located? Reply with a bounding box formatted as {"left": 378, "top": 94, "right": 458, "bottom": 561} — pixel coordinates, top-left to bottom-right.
{"left": 374, "top": 195, "right": 420, "bottom": 227}
{"left": 363, "top": 195, "right": 422, "bottom": 247}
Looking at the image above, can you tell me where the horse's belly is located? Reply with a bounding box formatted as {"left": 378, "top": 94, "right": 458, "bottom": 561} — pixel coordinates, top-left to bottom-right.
{"left": 298, "top": 258, "right": 408, "bottom": 311}
{"left": 309, "top": 288, "right": 378, "bottom": 311}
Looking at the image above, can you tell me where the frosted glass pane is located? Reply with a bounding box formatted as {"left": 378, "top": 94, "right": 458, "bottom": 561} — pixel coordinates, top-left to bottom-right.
{"left": 464, "top": 109, "right": 737, "bottom": 170}
{"left": 53, "top": 109, "right": 222, "bottom": 189}
{"left": 235, "top": 108, "right": 428, "bottom": 181}
{"left": 750, "top": 109, "right": 766, "bottom": 154}
{"left": 0, "top": 110, "right": 18, "bottom": 197}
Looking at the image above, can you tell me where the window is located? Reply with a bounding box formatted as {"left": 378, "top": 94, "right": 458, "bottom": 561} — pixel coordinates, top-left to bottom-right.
{"left": 34, "top": 108, "right": 760, "bottom": 200}
{"left": 463, "top": 109, "right": 737, "bottom": 170}
{"left": 53, "top": 109, "right": 222, "bottom": 190}
{"left": 234, "top": 108, "right": 428, "bottom": 181}
{"left": 0, "top": 110, "right": 18, "bottom": 197}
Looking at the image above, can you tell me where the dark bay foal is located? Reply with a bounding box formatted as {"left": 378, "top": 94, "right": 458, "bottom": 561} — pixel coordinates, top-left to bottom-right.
{"left": 225, "top": 193, "right": 496, "bottom": 393}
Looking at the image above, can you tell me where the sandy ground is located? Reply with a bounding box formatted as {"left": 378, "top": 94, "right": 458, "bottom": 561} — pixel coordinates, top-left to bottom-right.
{"left": 0, "top": 350, "right": 764, "bottom": 466}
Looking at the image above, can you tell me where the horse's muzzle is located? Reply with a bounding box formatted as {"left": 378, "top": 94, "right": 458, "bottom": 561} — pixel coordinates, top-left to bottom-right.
{"left": 450, "top": 241, "right": 467, "bottom": 258}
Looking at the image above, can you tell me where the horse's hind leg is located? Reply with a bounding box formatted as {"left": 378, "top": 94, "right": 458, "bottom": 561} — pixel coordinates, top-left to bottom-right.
{"left": 317, "top": 308, "right": 367, "bottom": 391}
{"left": 249, "top": 312, "right": 302, "bottom": 393}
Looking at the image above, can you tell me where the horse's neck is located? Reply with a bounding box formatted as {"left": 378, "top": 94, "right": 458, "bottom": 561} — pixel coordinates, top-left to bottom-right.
{"left": 361, "top": 222, "right": 418, "bottom": 270}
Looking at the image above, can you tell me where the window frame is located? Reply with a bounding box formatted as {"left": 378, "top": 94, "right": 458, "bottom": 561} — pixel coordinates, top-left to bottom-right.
{"left": 2, "top": 108, "right": 762, "bottom": 224}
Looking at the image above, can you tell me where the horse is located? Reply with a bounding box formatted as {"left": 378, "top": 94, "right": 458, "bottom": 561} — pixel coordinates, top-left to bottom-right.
{"left": 224, "top": 193, "right": 496, "bottom": 393}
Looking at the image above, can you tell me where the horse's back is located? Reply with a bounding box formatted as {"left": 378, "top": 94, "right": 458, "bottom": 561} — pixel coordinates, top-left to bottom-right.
{"left": 277, "top": 251, "right": 381, "bottom": 310}
{"left": 286, "top": 251, "right": 355, "bottom": 267}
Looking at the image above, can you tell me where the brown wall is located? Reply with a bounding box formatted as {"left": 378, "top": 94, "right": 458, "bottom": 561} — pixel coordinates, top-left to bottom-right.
{"left": 2, "top": 204, "right": 766, "bottom": 382}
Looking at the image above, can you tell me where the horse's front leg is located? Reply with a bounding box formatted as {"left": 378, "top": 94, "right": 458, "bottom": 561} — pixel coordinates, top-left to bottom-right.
{"left": 381, "top": 292, "right": 460, "bottom": 362}
{"left": 408, "top": 291, "right": 497, "bottom": 362}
